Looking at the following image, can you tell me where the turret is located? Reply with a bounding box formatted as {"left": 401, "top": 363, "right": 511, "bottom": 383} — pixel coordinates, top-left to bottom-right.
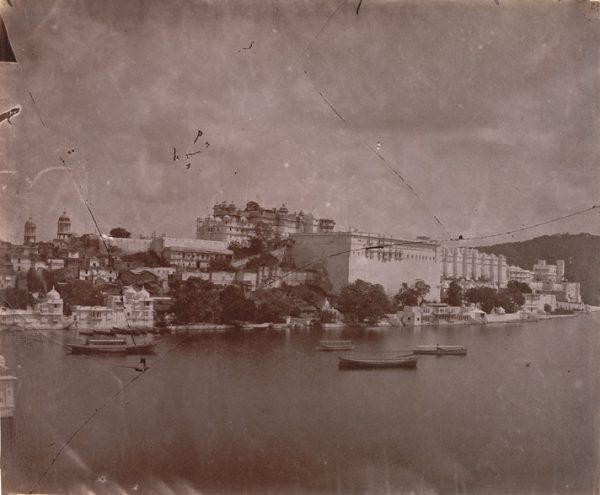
{"left": 24, "top": 215, "right": 36, "bottom": 244}
{"left": 57, "top": 210, "right": 72, "bottom": 242}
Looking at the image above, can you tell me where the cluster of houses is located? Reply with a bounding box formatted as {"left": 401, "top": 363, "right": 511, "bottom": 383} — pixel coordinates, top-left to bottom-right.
{"left": 0, "top": 205, "right": 591, "bottom": 331}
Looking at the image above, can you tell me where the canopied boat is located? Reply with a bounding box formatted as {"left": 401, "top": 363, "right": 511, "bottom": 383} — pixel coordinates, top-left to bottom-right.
{"left": 414, "top": 345, "right": 467, "bottom": 356}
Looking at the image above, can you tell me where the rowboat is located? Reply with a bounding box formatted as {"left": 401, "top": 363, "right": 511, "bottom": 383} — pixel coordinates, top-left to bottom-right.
{"left": 238, "top": 323, "right": 270, "bottom": 330}
{"left": 269, "top": 323, "right": 289, "bottom": 330}
{"left": 67, "top": 338, "right": 128, "bottom": 354}
{"left": 66, "top": 338, "right": 157, "bottom": 355}
{"left": 414, "top": 345, "right": 467, "bottom": 356}
{"left": 338, "top": 354, "right": 417, "bottom": 369}
{"left": 317, "top": 340, "right": 354, "bottom": 351}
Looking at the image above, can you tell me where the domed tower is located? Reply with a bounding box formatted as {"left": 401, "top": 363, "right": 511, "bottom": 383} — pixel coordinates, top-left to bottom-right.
{"left": 24, "top": 215, "right": 36, "bottom": 244}
{"left": 57, "top": 210, "right": 72, "bottom": 243}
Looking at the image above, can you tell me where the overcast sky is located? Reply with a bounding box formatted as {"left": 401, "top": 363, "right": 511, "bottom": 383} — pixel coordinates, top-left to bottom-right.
{"left": 1, "top": 0, "right": 599, "bottom": 245}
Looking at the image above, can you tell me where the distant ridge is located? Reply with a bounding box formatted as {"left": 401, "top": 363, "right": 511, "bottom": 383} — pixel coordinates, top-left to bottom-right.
{"left": 478, "top": 233, "right": 600, "bottom": 305}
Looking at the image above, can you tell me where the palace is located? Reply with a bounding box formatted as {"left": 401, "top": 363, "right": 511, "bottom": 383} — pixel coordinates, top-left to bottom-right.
{"left": 196, "top": 201, "right": 335, "bottom": 244}
{"left": 439, "top": 247, "right": 508, "bottom": 287}
{"left": 290, "top": 231, "right": 442, "bottom": 298}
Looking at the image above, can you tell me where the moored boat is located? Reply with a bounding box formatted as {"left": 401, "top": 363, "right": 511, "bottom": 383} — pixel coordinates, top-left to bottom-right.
{"left": 414, "top": 345, "right": 467, "bottom": 356}
{"left": 66, "top": 337, "right": 157, "bottom": 355}
{"left": 238, "top": 322, "right": 270, "bottom": 330}
{"left": 317, "top": 340, "right": 354, "bottom": 351}
{"left": 338, "top": 354, "right": 418, "bottom": 369}
{"left": 339, "top": 355, "right": 418, "bottom": 369}
{"left": 67, "top": 338, "right": 128, "bottom": 354}
{"left": 113, "top": 326, "right": 146, "bottom": 335}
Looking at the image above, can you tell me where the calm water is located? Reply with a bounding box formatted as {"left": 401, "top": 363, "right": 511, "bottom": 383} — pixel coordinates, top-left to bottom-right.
{"left": 1, "top": 314, "right": 600, "bottom": 494}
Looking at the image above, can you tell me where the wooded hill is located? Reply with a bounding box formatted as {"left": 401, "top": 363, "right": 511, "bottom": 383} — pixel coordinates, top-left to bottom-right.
{"left": 478, "top": 233, "right": 600, "bottom": 305}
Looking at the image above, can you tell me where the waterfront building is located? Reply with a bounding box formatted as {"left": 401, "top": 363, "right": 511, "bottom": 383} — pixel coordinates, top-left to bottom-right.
{"left": 440, "top": 247, "right": 508, "bottom": 287}
{"left": 529, "top": 280, "right": 581, "bottom": 304}
{"left": 23, "top": 215, "right": 36, "bottom": 244}
{"left": 196, "top": 201, "right": 336, "bottom": 244}
{"left": 73, "top": 286, "right": 154, "bottom": 329}
{"left": 523, "top": 293, "right": 557, "bottom": 313}
{"left": 0, "top": 356, "right": 16, "bottom": 419}
{"left": 0, "top": 287, "right": 68, "bottom": 329}
{"left": 291, "top": 231, "right": 441, "bottom": 297}
{"left": 400, "top": 303, "right": 474, "bottom": 326}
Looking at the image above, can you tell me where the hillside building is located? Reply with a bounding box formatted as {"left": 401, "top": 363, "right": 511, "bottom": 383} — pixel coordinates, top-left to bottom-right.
{"left": 291, "top": 231, "right": 441, "bottom": 298}
{"left": 532, "top": 259, "right": 565, "bottom": 283}
{"left": 440, "top": 247, "right": 508, "bottom": 287}
{"left": 507, "top": 265, "right": 533, "bottom": 284}
{"left": 196, "top": 201, "right": 335, "bottom": 244}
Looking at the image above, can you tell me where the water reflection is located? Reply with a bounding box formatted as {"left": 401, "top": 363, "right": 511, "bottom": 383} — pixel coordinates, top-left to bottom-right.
{"left": 1, "top": 314, "right": 599, "bottom": 494}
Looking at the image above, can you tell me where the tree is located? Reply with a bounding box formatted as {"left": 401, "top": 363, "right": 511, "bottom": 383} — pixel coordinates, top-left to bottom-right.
{"left": 507, "top": 280, "right": 532, "bottom": 294}
{"left": 57, "top": 280, "right": 105, "bottom": 315}
{"left": 393, "top": 281, "right": 430, "bottom": 309}
{"left": 338, "top": 279, "right": 392, "bottom": 324}
{"left": 171, "top": 278, "right": 221, "bottom": 323}
{"left": 281, "top": 282, "right": 326, "bottom": 311}
{"left": 465, "top": 287, "right": 498, "bottom": 314}
{"left": 446, "top": 280, "right": 463, "bottom": 306}
{"left": 0, "top": 288, "right": 35, "bottom": 310}
{"left": 220, "top": 285, "right": 256, "bottom": 323}
{"left": 252, "top": 288, "right": 297, "bottom": 323}
{"left": 26, "top": 267, "right": 45, "bottom": 293}
{"left": 544, "top": 303, "right": 552, "bottom": 313}
{"left": 208, "top": 258, "right": 236, "bottom": 272}
{"left": 109, "top": 227, "right": 131, "bottom": 238}
{"left": 495, "top": 291, "right": 518, "bottom": 313}
{"left": 245, "top": 252, "right": 280, "bottom": 270}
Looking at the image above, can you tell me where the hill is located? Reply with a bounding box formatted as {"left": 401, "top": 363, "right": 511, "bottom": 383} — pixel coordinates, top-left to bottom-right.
{"left": 478, "top": 233, "right": 600, "bottom": 305}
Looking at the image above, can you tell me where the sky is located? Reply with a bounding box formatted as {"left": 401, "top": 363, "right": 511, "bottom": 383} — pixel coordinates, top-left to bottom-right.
{"left": 0, "top": 0, "right": 599, "bottom": 245}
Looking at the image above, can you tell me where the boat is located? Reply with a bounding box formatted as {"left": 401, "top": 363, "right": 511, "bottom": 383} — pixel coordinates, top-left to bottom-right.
{"left": 238, "top": 322, "right": 270, "bottom": 330}
{"left": 67, "top": 338, "right": 128, "bottom": 354}
{"left": 92, "top": 328, "right": 116, "bottom": 336}
{"left": 414, "top": 345, "right": 467, "bottom": 356}
{"left": 269, "top": 323, "right": 289, "bottom": 330}
{"left": 113, "top": 326, "right": 146, "bottom": 335}
{"left": 317, "top": 340, "right": 354, "bottom": 351}
{"left": 338, "top": 354, "right": 418, "bottom": 369}
{"left": 66, "top": 337, "right": 157, "bottom": 355}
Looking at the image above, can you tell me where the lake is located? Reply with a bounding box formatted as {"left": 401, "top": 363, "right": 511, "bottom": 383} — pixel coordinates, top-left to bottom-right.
{"left": 1, "top": 314, "right": 599, "bottom": 494}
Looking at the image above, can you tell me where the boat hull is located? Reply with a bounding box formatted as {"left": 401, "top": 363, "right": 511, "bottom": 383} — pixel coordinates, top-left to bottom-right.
{"left": 126, "top": 343, "right": 156, "bottom": 355}
{"left": 317, "top": 345, "right": 355, "bottom": 351}
{"left": 318, "top": 340, "right": 354, "bottom": 351}
{"left": 338, "top": 355, "right": 418, "bottom": 369}
{"left": 67, "top": 343, "right": 128, "bottom": 354}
